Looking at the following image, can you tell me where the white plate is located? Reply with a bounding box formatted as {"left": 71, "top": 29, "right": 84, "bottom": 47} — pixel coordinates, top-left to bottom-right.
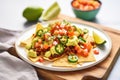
{"left": 15, "top": 22, "right": 112, "bottom": 71}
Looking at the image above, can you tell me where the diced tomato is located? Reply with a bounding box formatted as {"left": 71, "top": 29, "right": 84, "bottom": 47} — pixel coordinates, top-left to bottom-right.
{"left": 79, "top": 0, "right": 87, "bottom": 5}
{"left": 43, "top": 44, "right": 49, "bottom": 50}
{"left": 83, "top": 49, "right": 89, "bottom": 57}
{"left": 76, "top": 47, "right": 84, "bottom": 56}
{"left": 38, "top": 57, "right": 44, "bottom": 62}
{"left": 34, "top": 42, "right": 40, "bottom": 48}
{"left": 55, "top": 25, "right": 60, "bottom": 30}
{"left": 77, "top": 49, "right": 82, "bottom": 55}
{"left": 88, "top": 1, "right": 94, "bottom": 6}
{"left": 92, "top": 1, "right": 100, "bottom": 9}
{"left": 83, "top": 5, "right": 89, "bottom": 11}
{"left": 72, "top": 0, "right": 79, "bottom": 8}
{"left": 44, "top": 33, "right": 51, "bottom": 41}
{"left": 38, "top": 39, "right": 42, "bottom": 44}
{"left": 59, "top": 29, "right": 64, "bottom": 35}
{"left": 77, "top": 49, "right": 88, "bottom": 57}
{"left": 64, "top": 25, "right": 69, "bottom": 30}
{"left": 67, "top": 31, "right": 74, "bottom": 37}
{"left": 83, "top": 43, "right": 87, "bottom": 48}
{"left": 83, "top": 43, "right": 92, "bottom": 52}
{"left": 83, "top": 5, "right": 94, "bottom": 11}
{"left": 65, "top": 26, "right": 72, "bottom": 31}
{"left": 62, "top": 29, "right": 67, "bottom": 35}
{"left": 79, "top": 4, "right": 84, "bottom": 11}
{"left": 72, "top": 0, "right": 100, "bottom": 11}
{"left": 74, "top": 45, "right": 79, "bottom": 51}
{"left": 50, "top": 26, "right": 57, "bottom": 34}
{"left": 54, "top": 30, "right": 59, "bottom": 35}
{"left": 94, "top": 49, "right": 99, "bottom": 55}
{"left": 88, "top": 5, "right": 94, "bottom": 11}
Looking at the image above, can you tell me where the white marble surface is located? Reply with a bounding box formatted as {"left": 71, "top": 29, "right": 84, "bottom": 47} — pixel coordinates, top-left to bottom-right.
{"left": 0, "top": 0, "right": 120, "bottom": 80}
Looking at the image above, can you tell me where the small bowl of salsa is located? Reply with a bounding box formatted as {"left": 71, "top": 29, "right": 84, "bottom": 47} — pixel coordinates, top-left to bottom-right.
{"left": 71, "top": 0, "right": 101, "bottom": 21}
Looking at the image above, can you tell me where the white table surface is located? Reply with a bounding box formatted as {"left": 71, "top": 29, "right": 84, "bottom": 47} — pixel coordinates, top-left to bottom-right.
{"left": 0, "top": 0, "right": 120, "bottom": 80}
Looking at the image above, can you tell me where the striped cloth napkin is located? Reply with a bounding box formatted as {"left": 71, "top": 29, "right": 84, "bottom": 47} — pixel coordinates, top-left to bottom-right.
{"left": 0, "top": 28, "right": 39, "bottom": 80}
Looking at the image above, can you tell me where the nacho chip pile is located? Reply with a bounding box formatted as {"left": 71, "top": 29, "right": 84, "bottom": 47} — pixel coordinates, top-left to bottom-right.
{"left": 20, "top": 20, "right": 97, "bottom": 67}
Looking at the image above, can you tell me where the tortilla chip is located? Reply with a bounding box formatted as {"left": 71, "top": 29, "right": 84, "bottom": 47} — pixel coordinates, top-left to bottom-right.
{"left": 20, "top": 34, "right": 35, "bottom": 47}
{"left": 43, "top": 53, "right": 66, "bottom": 62}
{"left": 52, "top": 56, "right": 77, "bottom": 67}
{"left": 78, "top": 50, "right": 96, "bottom": 63}
{"left": 43, "top": 57, "right": 58, "bottom": 62}
{"left": 28, "top": 56, "right": 40, "bottom": 62}
{"left": 20, "top": 41, "right": 28, "bottom": 47}
{"left": 36, "top": 23, "right": 43, "bottom": 33}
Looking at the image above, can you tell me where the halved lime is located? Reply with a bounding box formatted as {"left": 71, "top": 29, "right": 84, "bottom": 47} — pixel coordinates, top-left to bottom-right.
{"left": 93, "top": 31, "right": 106, "bottom": 45}
{"left": 42, "top": 2, "right": 61, "bottom": 20}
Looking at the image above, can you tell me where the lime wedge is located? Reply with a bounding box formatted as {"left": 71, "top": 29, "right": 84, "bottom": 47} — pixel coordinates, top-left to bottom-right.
{"left": 23, "top": 6, "right": 44, "bottom": 21}
{"left": 93, "top": 31, "right": 106, "bottom": 45}
{"left": 42, "top": 2, "right": 61, "bottom": 20}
